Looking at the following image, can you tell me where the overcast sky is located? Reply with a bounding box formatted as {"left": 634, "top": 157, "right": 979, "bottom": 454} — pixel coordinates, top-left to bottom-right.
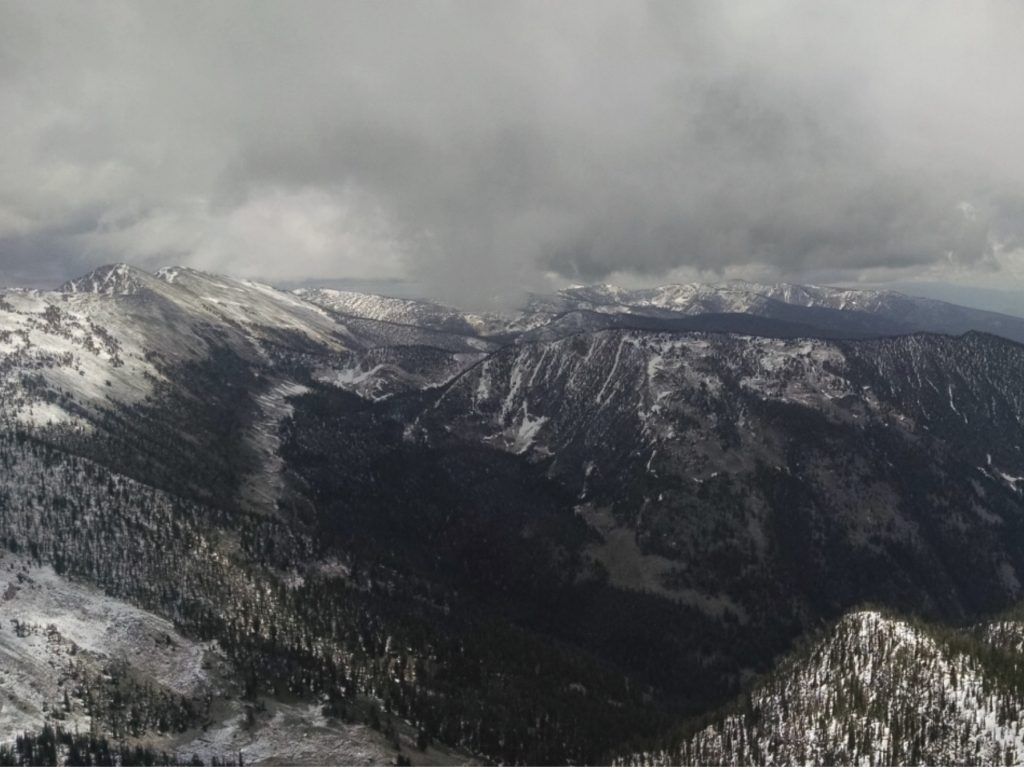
{"left": 1, "top": 1, "right": 1023, "bottom": 306}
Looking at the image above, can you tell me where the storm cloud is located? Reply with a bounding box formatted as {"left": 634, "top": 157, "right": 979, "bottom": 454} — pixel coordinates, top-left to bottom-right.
{"left": 1, "top": 1, "right": 1023, "bottom": 303}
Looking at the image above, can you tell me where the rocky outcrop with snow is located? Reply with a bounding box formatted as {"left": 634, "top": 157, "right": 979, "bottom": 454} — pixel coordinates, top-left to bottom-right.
{"left": 627, "top": 611, "right": 1024, "bottom": 766}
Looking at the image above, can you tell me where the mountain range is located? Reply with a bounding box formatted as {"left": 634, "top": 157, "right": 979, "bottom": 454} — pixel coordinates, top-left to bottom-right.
{"left": 3, "top": 263, "right": 1024, "bottom": 765}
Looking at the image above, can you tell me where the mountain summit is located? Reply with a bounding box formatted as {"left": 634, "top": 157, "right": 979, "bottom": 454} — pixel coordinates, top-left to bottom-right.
{"left": 59, "top": 262, "right": 155, "bottom": 296}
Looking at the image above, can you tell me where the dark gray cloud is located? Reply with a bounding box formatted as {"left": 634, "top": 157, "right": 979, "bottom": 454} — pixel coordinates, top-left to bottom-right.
{"left": 1, "top": 0, "right": 1023, "bottom": 303}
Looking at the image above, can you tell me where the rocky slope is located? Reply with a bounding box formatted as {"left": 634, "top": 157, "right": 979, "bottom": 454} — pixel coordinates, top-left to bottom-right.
{"left": 428, "top": 330, "right": 1024, "bottom": 637}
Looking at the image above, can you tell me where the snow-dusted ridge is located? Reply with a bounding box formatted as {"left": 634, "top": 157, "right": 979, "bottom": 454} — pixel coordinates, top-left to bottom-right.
{"left": 624, "top": 610, "right": 1024, "bottom": 766}
{"left": 555, "top": 279, "right": 1024, "bottom": 343}
{"left": 60, "top": 262, "right": 151, "bottom": 296}
{"left": 0, "top": 264, "right": 499, "bottom": 427}
{"left": 562, "top": 279, "right": 931, "bottom": 315}
{"left": 295, "top": 285, "right": 521, "bottom": 338}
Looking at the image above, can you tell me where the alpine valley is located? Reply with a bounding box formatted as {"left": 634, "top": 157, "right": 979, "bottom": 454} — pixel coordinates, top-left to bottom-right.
{"left": 5, "top": 264, "right": 1024, "bottom": 766}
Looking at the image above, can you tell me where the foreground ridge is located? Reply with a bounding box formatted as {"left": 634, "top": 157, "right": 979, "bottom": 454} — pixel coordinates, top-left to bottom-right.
{"left": 626, "top": 611, "right": 1024, "bottom": 766}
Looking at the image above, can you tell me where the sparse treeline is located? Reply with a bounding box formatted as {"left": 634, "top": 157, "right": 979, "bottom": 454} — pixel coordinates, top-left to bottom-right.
{"left": 0, "top": 724, "right": 238, "bottom": 767}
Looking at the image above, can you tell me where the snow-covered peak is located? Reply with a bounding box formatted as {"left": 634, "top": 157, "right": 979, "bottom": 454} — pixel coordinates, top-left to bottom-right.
{"left": 552, "top": 279, "right": 1024, "bottom": 338}
{"left": 558, "top": 281, "right": 772, "bottom": 315}
{"left": 295, "top": 288, "right": 441, "bottom": 324}
{"left": 295, "top": 287, "right": 504, "bottom": 336}
{"left": 2, "top": 264, "right": 364, "bottom": 429}
{"left": 60, "top": 263, "right": 155, "bottom": 296}
{"left": 148, "top": 267, "right": 363, "bottom": 349}
{"left": 752, "top": 281, "right": 902, "bottom": 311}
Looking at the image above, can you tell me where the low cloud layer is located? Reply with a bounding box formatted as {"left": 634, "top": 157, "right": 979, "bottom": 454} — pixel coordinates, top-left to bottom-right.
{"left": 1, "top": 1, "right": 1023, "bottom": 303}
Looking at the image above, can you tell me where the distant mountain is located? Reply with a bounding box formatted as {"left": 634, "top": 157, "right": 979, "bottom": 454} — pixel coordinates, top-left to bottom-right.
{"left": 297, "top": 278, "right": 1024, "bottom": 346}
{"left": 552, "top": 280, "right": 1024, "bottom": 344}
{"left": 516, "top": 308, "right": 900, "bottom": 343}
{"left": 60, "top": 262, "right": 152, "bottom": 296}
{"left": 294, "top": 286, "right": 513, "bottom": 337}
